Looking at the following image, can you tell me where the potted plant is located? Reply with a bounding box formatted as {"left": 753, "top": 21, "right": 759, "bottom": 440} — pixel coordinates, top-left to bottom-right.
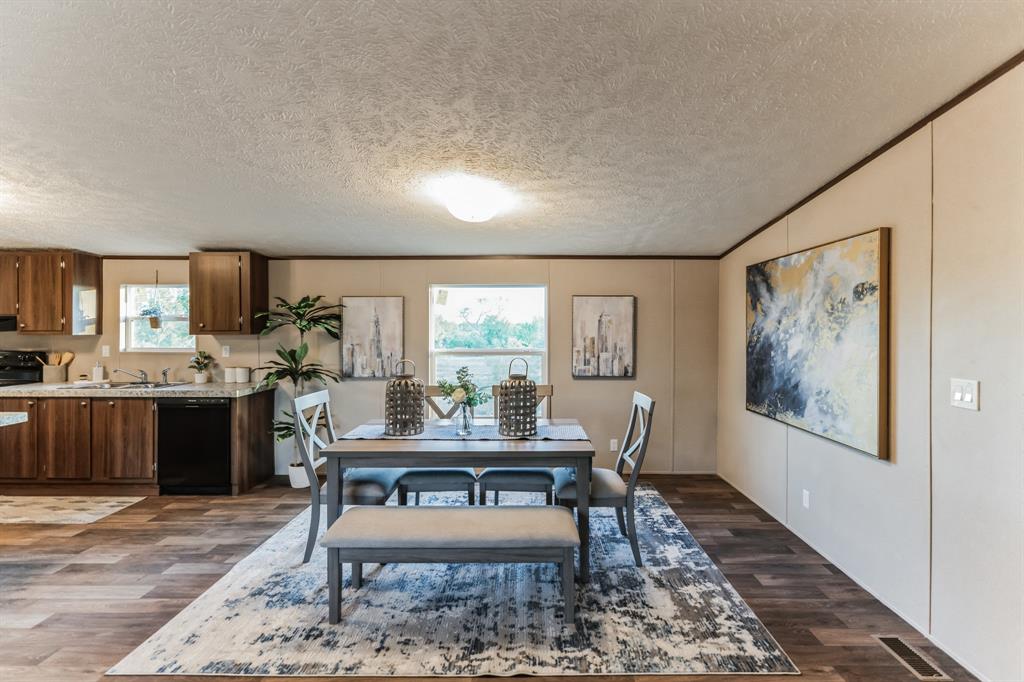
{"left": 256, "top": 295, "right": 343, "bottom": 488}
{"left": 437, "top": 366, "right": 490, "bottom": 436}
{"left": 188, "top": 350, "right": 214, "bottom": 384}
{"left": 140, "top": 303, "right": 162, "bottom": 329}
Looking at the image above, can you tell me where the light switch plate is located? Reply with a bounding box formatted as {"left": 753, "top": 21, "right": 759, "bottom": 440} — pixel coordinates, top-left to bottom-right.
{"left": 221, "top": 345, "right": 231, "bottom": 358}
{"left": 950, "top": 378, "right": 979, "bottom": 410}
{"left": 609, "top": 438, "right": 618, "bottom": 452}
{"left": 101, "top": 345, "right": 110, "bottom": 358}
{"left": 802, "top": 489, "right": 810, "bottom": 509}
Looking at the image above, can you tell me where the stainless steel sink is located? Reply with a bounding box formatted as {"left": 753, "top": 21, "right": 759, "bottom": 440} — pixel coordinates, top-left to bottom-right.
{"left": 59, "top": 381, "right": 190, "bottom": 390}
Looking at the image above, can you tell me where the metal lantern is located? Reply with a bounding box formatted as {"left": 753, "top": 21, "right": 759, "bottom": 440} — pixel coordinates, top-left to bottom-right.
{"left": 384, "top": 359, "right": 425, "bottom": 436}
{"left": 497, "top": 357, "right": 538, "bottom": 437}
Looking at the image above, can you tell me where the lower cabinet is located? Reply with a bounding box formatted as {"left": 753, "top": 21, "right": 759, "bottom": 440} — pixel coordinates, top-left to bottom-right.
{"left": 92, "top": 398, "right": 156, "bottom": 481}
{"left": 0, "top": 398, "right": 38, "bottom": 478}
{"left": 38, "top": 398, "right": 92, "bottom": 480}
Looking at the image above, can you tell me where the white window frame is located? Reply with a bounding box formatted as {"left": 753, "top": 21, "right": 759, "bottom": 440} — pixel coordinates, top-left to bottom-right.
{"left": 428, "top": 284, "right": 549, "bottom": 415}
{"left": 119, "top": 283, "right": 195, "bottom": 353}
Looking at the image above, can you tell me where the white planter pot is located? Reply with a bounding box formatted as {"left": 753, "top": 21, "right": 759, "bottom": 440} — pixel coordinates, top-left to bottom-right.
{"left": 288, "top": 464, "right": 310, "bottom": 489}
{"left": 193, "top": 372, "right": 208, "bottom": 384}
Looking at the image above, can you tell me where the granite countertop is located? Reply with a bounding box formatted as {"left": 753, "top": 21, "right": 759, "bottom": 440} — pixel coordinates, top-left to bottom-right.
{"left": 0, "top": 382, "right": 275, "bottom": 399}
{"left": 0, "top": 412, "right": 29, "bottom": 427}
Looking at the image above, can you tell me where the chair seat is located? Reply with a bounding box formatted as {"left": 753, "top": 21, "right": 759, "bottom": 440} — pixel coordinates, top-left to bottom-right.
{"left": 399, "top": 467, "right": 478, "bottom": 486}
{"left": 321, "top": 506, "right": 579, "bottom": 549}
{"left": 478, "top": 467, "right": 554, "bottom": 487}
{"left": 320, "top": 467, "right": 405, "bottom": 504}
{"left": 553, "top": 467, "right": 627, "bottom": 504}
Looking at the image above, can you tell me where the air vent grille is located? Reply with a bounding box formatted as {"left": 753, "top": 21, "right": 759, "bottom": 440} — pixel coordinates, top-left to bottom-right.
{"left": 874, "top": 635, "right": 951, "bottom": 681}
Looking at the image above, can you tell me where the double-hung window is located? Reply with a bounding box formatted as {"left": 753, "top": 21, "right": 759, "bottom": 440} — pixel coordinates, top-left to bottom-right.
{"left": 120, "top": 284, "right": 195, "bottom": 353}
{"left": 429, "top": 285, "right": 547, "bottom": 417}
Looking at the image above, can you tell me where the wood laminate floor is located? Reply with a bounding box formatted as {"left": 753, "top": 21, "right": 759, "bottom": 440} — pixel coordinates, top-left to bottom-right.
{"left": 0, "top": 475, "right": 976, "bottom": 682}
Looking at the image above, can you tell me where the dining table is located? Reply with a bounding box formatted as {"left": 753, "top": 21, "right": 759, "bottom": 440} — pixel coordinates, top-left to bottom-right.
{"left": 321, "top": 417, "right": 597, "bottom": 581}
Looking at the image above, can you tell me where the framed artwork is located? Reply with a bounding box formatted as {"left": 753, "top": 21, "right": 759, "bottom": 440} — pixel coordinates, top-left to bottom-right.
{"left": 745, "top": 228, "right": 890, "bottom": 458}
{"left": 572, "top": 295, "right": 636, "bottom": 378}
{"left": 341, "top": 296, "right": 404, "bottom": 379}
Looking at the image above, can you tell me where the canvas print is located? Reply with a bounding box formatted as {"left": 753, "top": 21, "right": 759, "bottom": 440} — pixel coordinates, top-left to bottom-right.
{"left": 572, "top": 296, "right": 636, "bottom": 378}
{"left": 342, "top": 296, "right": 404, "bottom": 379}
{"left": 746, "top": 229, "right": 889, "bottom": 458}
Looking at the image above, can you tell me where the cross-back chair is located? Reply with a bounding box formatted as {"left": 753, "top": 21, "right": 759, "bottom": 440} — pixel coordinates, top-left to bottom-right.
{"left": 478, "top": 384, "right": 555, "bottom": 505}
{"left": 293, "top": 390, "right": 404, "bottom": 563}
{"left": 553, "top": 391, "right": 655, "bottom": 566}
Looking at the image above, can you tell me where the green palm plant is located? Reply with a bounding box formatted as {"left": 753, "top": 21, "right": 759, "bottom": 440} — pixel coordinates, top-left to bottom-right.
{"left": 258, "top": 343, "right": 339, "bottom": 442}
{"left": 257, "top": 295, "right": 342, "bottom": 340}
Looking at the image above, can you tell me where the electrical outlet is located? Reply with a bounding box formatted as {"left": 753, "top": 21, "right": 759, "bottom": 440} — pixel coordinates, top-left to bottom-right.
{"left": 221, "top": 345, "right": 231, "bottom": 358}
{"left": 101, "top": 345, "right": 110, "bottom": 358}
{"left": 950, "top": 378, "right": 979, "bottom": 410}
{"left": 610, "top": 438, "right": 618, "bottom": 452}
{"left": 802, "top": 489, "right": 810, "bottom": 509}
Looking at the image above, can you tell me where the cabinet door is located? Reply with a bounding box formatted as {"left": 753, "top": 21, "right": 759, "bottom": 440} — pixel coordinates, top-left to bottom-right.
{"left": 92, "top": 399, "right": 155, "bottom": 480}
{"left": 18, "top": 252, "right": 64, "bottom": 332}
{"left": 190, "top": 252, "right": 241, "bottom": 334}
{"left": 0, "top": 398, "right": 38, "bottom": 479}
{"left": 0, "top": 253, "right": 18, "bottom": 316}
{"left": 38, "top": 399, "right": 91, "bottom": 479}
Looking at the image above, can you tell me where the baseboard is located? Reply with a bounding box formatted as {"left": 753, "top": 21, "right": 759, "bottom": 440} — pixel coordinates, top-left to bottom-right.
{"left": 925, "top": 632, "right": 996, "bottom": 682}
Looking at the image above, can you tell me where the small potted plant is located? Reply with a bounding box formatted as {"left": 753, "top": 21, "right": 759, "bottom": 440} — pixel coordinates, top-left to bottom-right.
{"left": 140, "top": 303, "right": 162, "bottom": 329}
{"left": 437, "top": 366, "right": 490, "bottom": 436}
{"left": 188, "top": 350, "right": 215, "bottom": 384}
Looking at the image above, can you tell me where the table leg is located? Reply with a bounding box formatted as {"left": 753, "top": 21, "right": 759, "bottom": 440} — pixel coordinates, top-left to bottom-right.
{"left": 575, "top": 456, "right": 591, "bottom": 582}
{"left": 326, "top": 458, "right": 342, "bottom": 528}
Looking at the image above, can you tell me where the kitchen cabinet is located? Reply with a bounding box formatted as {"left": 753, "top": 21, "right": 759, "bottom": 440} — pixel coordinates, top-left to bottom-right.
{"left": 0, "top": 253, "right": 18, "bottom": 316}
{"left": 17, "top": 252, "right": 64, "bottom": 332}
{"left": 92, "top": 398, "right": 155, "bottom": 481}
{"left": 0, "top": 398, "right": 37, "bottom": 478}
{"left": 38, "top": 398, "right": 92, "bottom": 480}
{"left": 189, "top": 251, "right": 268, "bottom": 335}
{"left": 2, "top": 250, "right": 102, "bottom": 335}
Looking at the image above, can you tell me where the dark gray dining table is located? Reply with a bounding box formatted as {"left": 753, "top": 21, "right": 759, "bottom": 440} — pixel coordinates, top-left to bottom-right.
{"left": 320, "top": 418, "right": 596, "bottom": 581}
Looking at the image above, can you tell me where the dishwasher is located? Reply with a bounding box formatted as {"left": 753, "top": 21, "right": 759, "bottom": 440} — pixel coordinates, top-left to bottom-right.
{"left": 157, "top": 398, "right": 232, "bottom": 495}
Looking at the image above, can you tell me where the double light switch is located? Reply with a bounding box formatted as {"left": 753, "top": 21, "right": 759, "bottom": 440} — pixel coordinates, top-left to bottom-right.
{"left": 950, "top": 378, "right": 979, "bottom": 411}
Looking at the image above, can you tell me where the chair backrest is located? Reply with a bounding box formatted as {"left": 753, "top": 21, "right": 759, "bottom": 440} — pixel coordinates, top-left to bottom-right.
{"left": 292, "top": 390, "right": 338, "bottom": 487}
{"left": 424, "top": 385, "right": 473, "bottom": 419}
{"left": 491, "top": 384, "right": 554, "bottom": 418}
{"left": 615, "top": 391, "right": 655, "bottom": 497}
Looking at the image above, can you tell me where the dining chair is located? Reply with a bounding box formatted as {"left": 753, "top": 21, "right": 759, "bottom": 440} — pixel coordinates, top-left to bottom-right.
{"left": 477, "top": 384, "right": 555, "bottom": 505}
{"left": 293, "top": 390, "right": 405, "bottom": 563}
{"left": 553, "top": 391, "right": 655, "bottom": 566}
{"left": 395, "top": 386, "right": 478, "bottom": 505}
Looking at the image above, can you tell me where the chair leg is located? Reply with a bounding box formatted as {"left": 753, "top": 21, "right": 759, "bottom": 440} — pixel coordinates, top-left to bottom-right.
{"left": 479, "top": 483, "right": 487, "bottom": 505}
{"left": 352, "top": 562, "right": 363, "bottom": 589}
{"left": 561, "top": 548, "right": 575, "bottom": 623}
{"left": 415, "top": 491, "right": 420, "bottom": 506}
{"left": 625, "top": 504, "right": 643, "bottom": 567}
{"left": 493, "top": 490, "right": 499, "bottom": 505}
{"left": 398, "top": 485, "right": 408, "bottom": 506}
{"left": 545, "top": 486, "right": 553, "bottom": 506}
{"left": 615, "top": 506, "right": 628, "bottom": 537}
{"left": 303, "top": 498, "right": 320, "bottom": 564}
{"left": 468, "top": 484, "right": 475, "bottom": 505}
{"left": 328, "top": 548, "right": 341, "bottom": 624}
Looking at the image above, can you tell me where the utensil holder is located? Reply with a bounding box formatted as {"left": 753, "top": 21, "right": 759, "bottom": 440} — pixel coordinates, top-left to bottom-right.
{"left": 42, "top": 365, "right": 68, "bottom": 384}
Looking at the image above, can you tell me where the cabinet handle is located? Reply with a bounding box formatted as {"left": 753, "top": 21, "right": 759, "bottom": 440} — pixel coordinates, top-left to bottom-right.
{"left": 19, "top": 323, "right": 25, "bottom": 328}
{"left": 80, "top": 401, "right": 87, "bottom": 407}
{"left": 199, "top": 322, "right": 205, "bottom": 328}
{"left": 27, "top": 401, "right": 35, "bottom": 406}
{"left": 108, "top": 401, "right": 115, "bottom": 406}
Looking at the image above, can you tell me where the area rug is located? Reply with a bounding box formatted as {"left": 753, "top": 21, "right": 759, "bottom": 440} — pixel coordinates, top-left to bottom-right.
{"left": 108, "top": 485, "right": 798, "bottom": 676}
{"left": 0, "top": 496, "right": 143, "bottom": 524}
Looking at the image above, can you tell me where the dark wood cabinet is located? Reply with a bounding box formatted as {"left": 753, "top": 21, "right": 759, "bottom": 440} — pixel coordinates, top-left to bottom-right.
{"left": 0, "top": 399, "right": 38, "bottom": 478}
{"left": 189, "top": 251, "right": 268, "bottom": 335}
{"left": 38, "top": 398, "right": 92, "bottom": 480}
{"left": 0, "top": 253, "right": 18, "bottom": 316}
{"left": 92, "top": 399, "right": 155, "bottom": 481}
{"left": 17, "top": 252, "right": 64, "bottom": 332}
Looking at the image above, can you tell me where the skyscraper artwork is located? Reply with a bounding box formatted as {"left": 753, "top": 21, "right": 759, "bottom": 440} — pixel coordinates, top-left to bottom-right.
{"left": 571, "top": 296, "right": 636, "bottom": 378}
{"left": 341, "top": 296, "right": 404, "bottom": 379}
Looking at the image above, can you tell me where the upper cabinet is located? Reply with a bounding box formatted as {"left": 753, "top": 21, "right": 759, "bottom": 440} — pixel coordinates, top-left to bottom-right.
{"left": 0, "top": 251, "right": 102, "bottom": 335}
{"left": 189, "top": 251, "right": 268, "bottom": 335}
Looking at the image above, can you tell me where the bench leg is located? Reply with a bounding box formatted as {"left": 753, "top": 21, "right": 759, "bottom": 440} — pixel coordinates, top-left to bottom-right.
{"left": 352, "top": 562, "right": 363, "bottom": 589}
{"left": 561, "top": 548, "right": 575, "bottom": 623}
{"left": 328, "top": 548, "right": 341, "bottom": 624}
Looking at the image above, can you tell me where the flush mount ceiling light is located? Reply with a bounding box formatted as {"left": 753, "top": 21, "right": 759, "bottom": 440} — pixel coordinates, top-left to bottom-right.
{"left": 422, "top": 173, "right": 517, "bottom": 223}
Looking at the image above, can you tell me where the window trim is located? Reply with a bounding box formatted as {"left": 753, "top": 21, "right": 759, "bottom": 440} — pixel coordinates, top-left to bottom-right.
{"left": 119, "top": 283, "right": 196, "bottom": 354}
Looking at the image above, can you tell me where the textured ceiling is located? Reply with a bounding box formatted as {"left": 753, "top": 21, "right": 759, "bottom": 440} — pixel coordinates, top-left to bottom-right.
{"left": 0, "top": 1, "right": 1021, "bottom": 257}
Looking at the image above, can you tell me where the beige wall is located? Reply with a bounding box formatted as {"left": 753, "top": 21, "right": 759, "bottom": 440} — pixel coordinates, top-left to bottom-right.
{"left": 716, "top": 66, "right": 1023, "bottom": 681}
{"left": 0, "top": 257, "right": 719, "bottom": 477}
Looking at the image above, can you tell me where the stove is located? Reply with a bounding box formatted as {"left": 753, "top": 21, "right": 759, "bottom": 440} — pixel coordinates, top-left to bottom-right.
{"left": 0, "top": 350, "right": 47, "bottom": 386}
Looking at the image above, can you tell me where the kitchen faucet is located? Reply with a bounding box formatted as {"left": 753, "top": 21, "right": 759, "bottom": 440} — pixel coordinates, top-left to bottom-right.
{"left": 160, "top": 368, "right": 171, "bottom": 384}
{"left": 113, "top": 367, "right": 149, "bottom": 383}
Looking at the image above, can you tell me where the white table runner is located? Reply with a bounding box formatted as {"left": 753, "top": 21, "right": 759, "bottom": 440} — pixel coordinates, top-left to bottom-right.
{"left": 341, "top": 421, "right": 588, "bottom": 441}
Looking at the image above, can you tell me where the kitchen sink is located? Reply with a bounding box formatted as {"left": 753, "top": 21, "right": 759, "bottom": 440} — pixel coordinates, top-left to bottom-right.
{"left": 59, "top": 381, "right": 190, "bottom": 389}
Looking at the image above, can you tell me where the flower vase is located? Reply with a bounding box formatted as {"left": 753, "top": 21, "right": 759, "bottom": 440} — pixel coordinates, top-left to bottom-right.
{"left": 454, "top": 403, "right": 473, "bottom": 437}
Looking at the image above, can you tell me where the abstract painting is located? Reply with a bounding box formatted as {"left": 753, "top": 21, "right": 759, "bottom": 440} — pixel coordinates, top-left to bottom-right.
{"left": 342, "top": 296, "right": 403, "bottom": 379}
{"left": 572, "top": 295, "right": 636, "bottom": 378}
{"left": 746, "top": 229, "right": 889, "bottom": 458}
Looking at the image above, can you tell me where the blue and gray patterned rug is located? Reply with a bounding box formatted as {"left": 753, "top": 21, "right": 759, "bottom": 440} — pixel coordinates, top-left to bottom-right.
{"left": 109, "top": 485, "right": 798, "bottom": 676}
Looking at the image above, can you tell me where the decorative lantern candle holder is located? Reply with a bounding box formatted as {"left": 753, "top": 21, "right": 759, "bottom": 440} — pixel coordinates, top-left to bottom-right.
{"left": 384, "top": 359, "right": 424, "bottom": 436}
{"left": 497, "top": 357, "right": 538, "bottom": 437}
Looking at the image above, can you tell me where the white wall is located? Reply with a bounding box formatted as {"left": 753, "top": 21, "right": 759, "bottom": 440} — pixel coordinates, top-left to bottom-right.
{"left": 716, "top": 65, "right": 1024, "bottom": 681}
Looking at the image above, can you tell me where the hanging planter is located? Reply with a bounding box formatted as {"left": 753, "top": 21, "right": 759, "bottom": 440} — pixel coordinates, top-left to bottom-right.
{"left": 140, "top": 305, "right": 162, "bottom": 329}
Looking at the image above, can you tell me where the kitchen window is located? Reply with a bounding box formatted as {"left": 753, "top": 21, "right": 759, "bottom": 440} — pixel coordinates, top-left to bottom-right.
{"left": 429, "top": 285, "right": 547, "bottom": 417}
{"left": 120, "top": 284, "right": 195, "bottom": 353}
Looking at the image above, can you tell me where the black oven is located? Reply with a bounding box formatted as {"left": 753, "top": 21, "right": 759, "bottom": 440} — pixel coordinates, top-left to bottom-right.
{"left": 0, "top": 351, "right": 47, "bottom": 386}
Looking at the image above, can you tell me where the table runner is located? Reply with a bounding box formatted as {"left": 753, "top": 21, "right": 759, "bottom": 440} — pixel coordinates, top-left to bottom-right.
{"left": 341, "top": 421, "right": 588, "bottom": 441}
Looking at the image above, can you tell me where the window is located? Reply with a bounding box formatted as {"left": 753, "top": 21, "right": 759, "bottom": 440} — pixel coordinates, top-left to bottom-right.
{"left": 120, "top": 284, "right": 195, "bottom": 353}
{"left": 429, "top": 285, "right": 547, "bottom": 417}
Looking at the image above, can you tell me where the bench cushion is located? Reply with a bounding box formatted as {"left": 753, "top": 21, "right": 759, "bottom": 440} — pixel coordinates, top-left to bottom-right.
{"left": 322, "top": 506, "right": 579, "bottom": 549}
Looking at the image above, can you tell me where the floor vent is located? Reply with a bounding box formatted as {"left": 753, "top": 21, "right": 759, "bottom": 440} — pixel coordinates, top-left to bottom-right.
{"left": 874, "top": 635, "right": 951, "bottom": 680}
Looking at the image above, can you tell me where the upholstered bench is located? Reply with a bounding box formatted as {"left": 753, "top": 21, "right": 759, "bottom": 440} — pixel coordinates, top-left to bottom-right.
{"left": 321, "top": 506, "right": 580, "bottom": 624}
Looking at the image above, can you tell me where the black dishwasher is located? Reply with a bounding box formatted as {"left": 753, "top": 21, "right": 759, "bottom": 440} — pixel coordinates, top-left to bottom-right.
{"left": 157, "top": 398, "right": 232, "bottom": 495}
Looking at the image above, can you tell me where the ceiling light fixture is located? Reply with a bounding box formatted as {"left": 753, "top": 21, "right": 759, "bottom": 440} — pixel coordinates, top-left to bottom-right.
{"left": 422, "top": 173, "right": 517, "bottom": 223}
